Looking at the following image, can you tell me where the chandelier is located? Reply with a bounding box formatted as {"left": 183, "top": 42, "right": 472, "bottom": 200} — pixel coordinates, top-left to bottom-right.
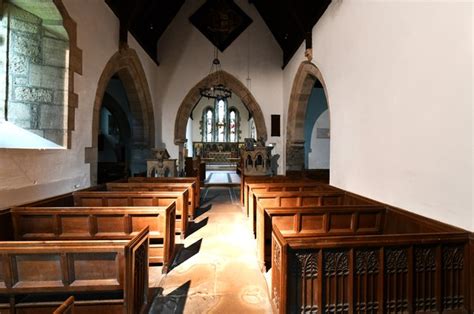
{"left": 200, "top": 48, "right": 232, "bottom": 100}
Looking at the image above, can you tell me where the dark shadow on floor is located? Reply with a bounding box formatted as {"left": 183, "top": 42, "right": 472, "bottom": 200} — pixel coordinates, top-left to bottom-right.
{"left": 168, "top": 238, "right": 202, "bottom": 272}
{"left": 194, "top": 204, "right": 212, "bottom": 218}
{"left": 148, "top": 281, "right": 190, "bottom": 314}
{"left": 187, "top": 217, "right": 208, "bottom": 237}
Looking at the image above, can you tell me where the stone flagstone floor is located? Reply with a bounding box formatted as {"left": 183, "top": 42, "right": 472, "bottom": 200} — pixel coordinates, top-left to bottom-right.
{"left": 148, "top": 187, "right": 273, "bottom": 313}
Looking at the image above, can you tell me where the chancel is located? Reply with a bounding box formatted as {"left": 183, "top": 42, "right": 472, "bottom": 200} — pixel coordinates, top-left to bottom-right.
{"left": 0, "top": 0, "right": 472, "bottom": 313}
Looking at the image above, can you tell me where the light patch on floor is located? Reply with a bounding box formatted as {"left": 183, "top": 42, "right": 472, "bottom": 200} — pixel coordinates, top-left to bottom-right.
{"left": 148, "top": 187, "right": 273, "bottom": 313}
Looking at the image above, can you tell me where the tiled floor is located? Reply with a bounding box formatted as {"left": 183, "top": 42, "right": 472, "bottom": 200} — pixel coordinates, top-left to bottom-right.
{"left": 205, "top": 170, "right": 241, "bottom": 185}
{"left": 148, "top": 187, "right": 273, "bottom": 313}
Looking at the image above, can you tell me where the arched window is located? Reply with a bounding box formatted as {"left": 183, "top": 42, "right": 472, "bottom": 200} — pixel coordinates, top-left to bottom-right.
{"left": 249, "top": 117, "right": 257, "bottom": 140}
{"left": 215, "top": 99, "right": 227, "bottom": 142}
{"left": 203, "top": 107, "right": 214, "bottom": 142}
{"left": 201, "top": 99, "right": 241, "bottom": 142}
{"left": 229, "top": 108, "right": 239, "bottom": 142}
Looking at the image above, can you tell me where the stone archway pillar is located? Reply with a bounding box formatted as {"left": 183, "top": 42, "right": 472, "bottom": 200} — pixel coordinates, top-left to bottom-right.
{"left": 286, "top": 140, "right": 305, "bottom": 171}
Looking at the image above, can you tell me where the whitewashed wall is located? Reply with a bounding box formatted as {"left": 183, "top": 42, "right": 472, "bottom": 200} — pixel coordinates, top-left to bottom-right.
{"left": 283, "top": 1, "right": 473, "bottom": 231}
{"left": 156, "top": 0, "right": 283, "bottom": 167}
{"left": 0, "top": 0, "right": 160, "bottom": 208}
{"left": 308, "top": 109, "right": 330, "bottom": 169}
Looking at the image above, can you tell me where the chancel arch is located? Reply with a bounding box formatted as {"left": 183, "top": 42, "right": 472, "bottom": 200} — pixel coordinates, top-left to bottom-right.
{"left": 286, "top": 61, "right": 331, "bottom": 172}
{"left": 174, "top": 70, "right": 267, "bottom": 170}
{"left": 86, "top": 48, "right": 155, "bottom": 184}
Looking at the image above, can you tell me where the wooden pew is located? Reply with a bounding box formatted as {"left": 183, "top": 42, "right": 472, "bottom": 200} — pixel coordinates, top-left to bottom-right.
{"left": 0, "top": 228, "right": 149, "bottom": 314}
{"left": 244, "top": 178, "right": 336, "bottom": 217}
{"left": 106, "top": 182, "right": 197, "bottom": 219}
{"left": 53, "top": 296, "right": 75, "bottom": 314}
{"left": 128, "top": 177, "right": 200, "bottom": 211}
{"left": 247, "top": 183, "right": 340, "bottom": 233}
{"left": 257, "top": 203, "right": 386, "bottom": 271}
{"left": 241, "top": 175, "right": 311, "bottom": 208}
{"left": 73, "top": 191, "right": 188, "bottom": 238}
{"left": 10, "top": 205, "right": 176, "bottom": 272}
{"left": 271, "top": 224, "right": 472, "bottom": 313}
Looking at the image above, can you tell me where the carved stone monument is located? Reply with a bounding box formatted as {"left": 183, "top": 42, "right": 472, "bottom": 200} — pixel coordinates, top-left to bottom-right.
{"left": 241, "top": 138, "right": 274, "bottom": 176}
{"left": 147, "top": 148, "right": 177, "bottom": 177}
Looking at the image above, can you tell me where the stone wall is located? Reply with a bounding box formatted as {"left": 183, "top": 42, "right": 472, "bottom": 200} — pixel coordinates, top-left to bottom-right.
{"left": 5, "top": 4, "right": 69, "bottom": 146}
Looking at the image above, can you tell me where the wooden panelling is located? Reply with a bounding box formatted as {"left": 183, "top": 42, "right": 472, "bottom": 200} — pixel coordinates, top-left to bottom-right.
{"left": 73, "top": 191, "right": 188, "bottom": 238}
{"left": 11, "top": 205, "right": 176, "bottom": 271}
{"left": 258, "top": 205, "right": 385, "bottom": 270}
{"left": 107, "top": 181, "right": 197, "bottom": 218}
{"left": 272, "top": 226, "right": 472, "bottom": 313}
{"left": 0, "top": 228, "right": 149, "bottom": 313}
{"left": 128, "top": 176, "right": 200, "bottom": 212}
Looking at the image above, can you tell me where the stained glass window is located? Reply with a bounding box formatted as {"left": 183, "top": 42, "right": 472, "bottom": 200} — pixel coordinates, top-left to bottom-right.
{"left": 201, "top": 99, "right": 240, "bottom": 142}
{"left": 229, "top": 109, "right": 238, "bottom": 142}
{"left": 204, "top": 108, "right": 213, "bottom": 142}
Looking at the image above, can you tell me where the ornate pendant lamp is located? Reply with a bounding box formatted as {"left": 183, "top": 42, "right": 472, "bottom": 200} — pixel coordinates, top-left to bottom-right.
{"left": 200, "top": 47, "right": 232, "bottom": 100}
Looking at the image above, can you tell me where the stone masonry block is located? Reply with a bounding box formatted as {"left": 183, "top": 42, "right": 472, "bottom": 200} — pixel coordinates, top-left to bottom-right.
{"left": 13, "top": 76, "right": 28, "bottom": 85}
{"left": 14, "top": 86, "right": 54, "bottom": 103}
{"left": 29, "top": 64, "right": 66, "bottom": 90}
{"left": 9, "top": 54, "right": 28, "bottom": 75}
{"left": 43, "top": 36, "right": 68, "bottom": 68}
{"left": 53, "top": 90, "right": 68, "bottom": 106}
{"left": 12, "top": 33, "right": 41, "bottom": 62}
{"left": 7, "top": 102, "right": 31, "bottom": 128}
{"left": 39, "top": 104, "right": 66, "bottom": 129}
{"left": 10, "top": 18, "right": 40, "bottom": 34}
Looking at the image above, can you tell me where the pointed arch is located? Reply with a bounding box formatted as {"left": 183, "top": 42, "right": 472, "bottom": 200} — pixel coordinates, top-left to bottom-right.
{"left": 286, "top": 61, "right": 330, "bottom": 171}
{"left": 174, "top": 70, "right": 267, "bottom": 145}
{"left": 85, "top": 48, "right": 155, "bottom": 184}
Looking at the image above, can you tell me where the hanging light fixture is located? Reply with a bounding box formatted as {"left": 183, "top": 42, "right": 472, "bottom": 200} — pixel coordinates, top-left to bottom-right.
{"left": 200, "top": 47, "right": 232, "bottom": 100}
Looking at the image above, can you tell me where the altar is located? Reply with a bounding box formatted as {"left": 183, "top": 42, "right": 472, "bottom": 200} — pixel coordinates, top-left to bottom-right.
{"left": 193, "top": 142, "right": 244, "bottom": 170}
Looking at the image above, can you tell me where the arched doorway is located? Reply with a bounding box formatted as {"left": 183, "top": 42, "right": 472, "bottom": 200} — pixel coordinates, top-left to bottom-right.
{"left": 86, "top": 48, "right": 155, "bottom": 184}
{"left": 174, "top": 70, "right": 267, "bottom": 172}
{"left": 287, "top": 61, "right": 331, "bottom": 175}
{"left": 97, "top": 81, "right": 132, "bottom": 183}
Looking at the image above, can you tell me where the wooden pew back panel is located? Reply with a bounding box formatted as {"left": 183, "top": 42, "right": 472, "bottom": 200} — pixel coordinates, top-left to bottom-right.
{"left": 0, "top": 228, "right": 149, "bottom": 313}
{"left": 11, "top": 206, "right": 171, "bottom": 240}
{"left": 72, "top": 191, "right": 188, "bottom": 238}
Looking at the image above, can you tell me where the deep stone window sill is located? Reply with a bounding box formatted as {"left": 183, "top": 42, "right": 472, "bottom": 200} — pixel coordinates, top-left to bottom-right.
{"left": 0, "top": 121, "right": 65, "bottom": 149}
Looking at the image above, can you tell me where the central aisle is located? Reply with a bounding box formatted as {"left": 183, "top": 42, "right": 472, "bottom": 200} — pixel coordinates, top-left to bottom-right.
{"left": 149, "top": 187, "right": 273, "bottom": 313}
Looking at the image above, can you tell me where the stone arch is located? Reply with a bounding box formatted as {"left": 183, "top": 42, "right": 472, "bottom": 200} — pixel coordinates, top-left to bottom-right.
{"left": 286, "top": 61, "right": 330, "bottom": 171}
{"left": 174, "top": 70, "right": 267, "bottom": 169}
{"left": 86, "top": 48, "right": 155, "bottom": 184}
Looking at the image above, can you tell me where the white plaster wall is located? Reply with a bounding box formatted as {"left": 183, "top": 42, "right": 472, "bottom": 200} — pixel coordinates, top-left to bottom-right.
{"left": 283, "top": 1, "right": 473, "bottom": 231}
{"left": 308, "top": 109, "right": 330, "bottom": 169}
{"left": 156, "top": 0, "right": 283, "bottom": 169}
{"left": 0, "top": 0, "right": 160, "bottom": 208}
